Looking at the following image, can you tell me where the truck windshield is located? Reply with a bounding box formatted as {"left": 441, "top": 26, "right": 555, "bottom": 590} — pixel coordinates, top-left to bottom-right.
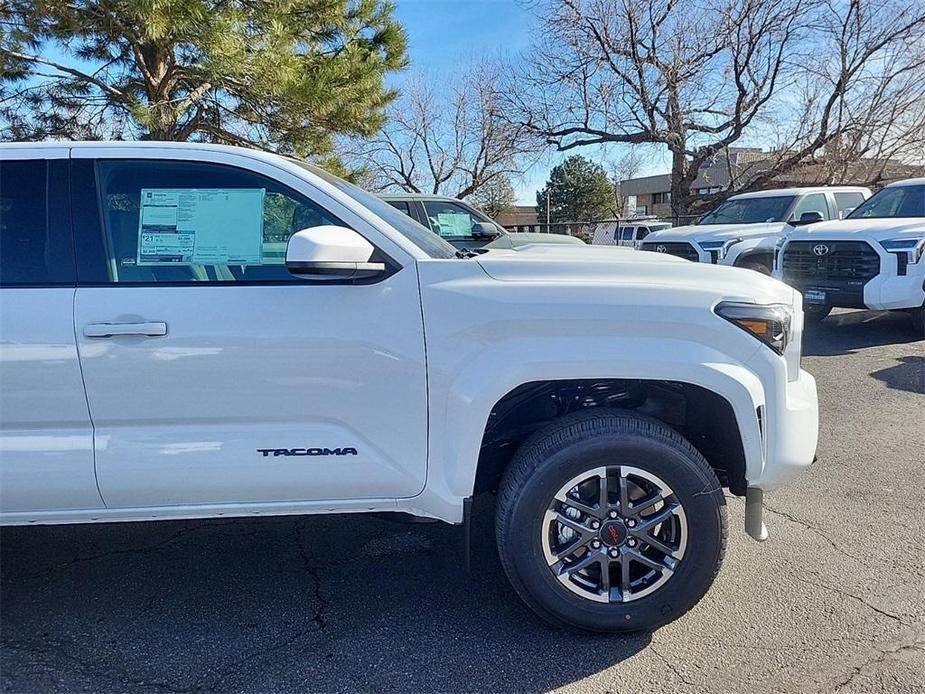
{"left": 699, "top": 196, "right": 795, "bottom": 224}
{"left": 291, "top": 161, "right": 457, "bottom": 258}
{"left": 847, "top": 184, "right": 925, "bottom": 219}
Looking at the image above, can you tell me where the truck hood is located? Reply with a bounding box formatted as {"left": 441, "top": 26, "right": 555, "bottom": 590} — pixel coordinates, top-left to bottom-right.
{"left": 786, "top": 218, "right": 925, "bottom": 242}
{"left": 646, "top": 222, "right": 788, "bottom": 243}
{"left": 475, "top": 243, "right": 795, "bottom": 305}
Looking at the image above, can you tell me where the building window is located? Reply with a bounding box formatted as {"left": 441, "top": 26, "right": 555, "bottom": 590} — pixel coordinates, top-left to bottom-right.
{"left": 652, "top": 191, "right": 671, "bottom": 204}
{"left": 697, "top": 186, "right": 722, "bottom": 195}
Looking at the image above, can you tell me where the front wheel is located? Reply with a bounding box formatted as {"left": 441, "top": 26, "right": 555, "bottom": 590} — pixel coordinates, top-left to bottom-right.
{"left": 910, "top": 306, "right": 924, "bottom": 337}
{"left": 804, "top": 304, "right": 832, "bottom": 324}
{"left": 738, "top": 260, "right": 771, "bottom": 275}
{"left": 495, "top": 411, "right": 726, "bottom": 633}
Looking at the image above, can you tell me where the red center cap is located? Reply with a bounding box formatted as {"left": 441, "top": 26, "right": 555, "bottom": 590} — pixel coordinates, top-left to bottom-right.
{"left": 600, "top": 520, "right": 627, "bottom": 547}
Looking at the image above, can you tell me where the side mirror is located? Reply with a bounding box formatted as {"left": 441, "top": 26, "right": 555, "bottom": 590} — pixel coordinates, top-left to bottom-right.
{"left": 286, "top": 226, "right": 386, "bottom": 280}
{"left": 792, "top": 211, "right": 824, "bottom": 226}
{"left": 472, "top": 221, "right": 500, "bottom": 238}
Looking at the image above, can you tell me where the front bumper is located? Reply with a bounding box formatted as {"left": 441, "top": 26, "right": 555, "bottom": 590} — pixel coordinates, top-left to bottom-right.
{"left": 749, "top": 368, "right": 819, "bottom": 491}
{"left": 740, "top": 366, "right": 818, "bottom": 542}
{"left": 782, "top": 240, "right": 925, "bottom": 311}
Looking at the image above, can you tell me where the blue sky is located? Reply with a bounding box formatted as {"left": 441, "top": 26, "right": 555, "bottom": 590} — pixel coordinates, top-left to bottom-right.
{"left": 391, "top": 0, "right": 669, "bottom": 203}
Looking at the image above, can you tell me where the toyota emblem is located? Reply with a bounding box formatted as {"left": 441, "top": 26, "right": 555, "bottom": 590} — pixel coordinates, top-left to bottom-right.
{"left": 655, "top": 244, "right": 667, "bottom": 253}
{"left": 812, "top": 244, "right": 830, "bottom": 256}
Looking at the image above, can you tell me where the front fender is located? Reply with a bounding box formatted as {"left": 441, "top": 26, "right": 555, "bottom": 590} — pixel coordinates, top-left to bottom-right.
{"left": 425, "top": 336, "right": 767, "bottom": 505}
{"left": 724, "top": 235, "right": 778, "bottom": 268}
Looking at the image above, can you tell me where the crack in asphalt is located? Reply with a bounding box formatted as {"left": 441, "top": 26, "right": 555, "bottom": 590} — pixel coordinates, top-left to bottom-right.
{"left": 649, "top": 645, "right": 700, "bottom": 689}
{"left": 293, "top": 520, "right": 331, "bottom": 630}
{"left": 789, "top": 572, "right": 911, "bottom": 624}
{"left": 0, "top": 638, "right": 191, "bottom": 693}
{"left": 830, "top": 635, "right": 925, "bottom": 692}
{"left": 182, "top": 520, "right": 333, "bottom": 692}
{"left": 5, "top": 521, "right": 237, "bottom": 582}
{"left": 196, "top": 625, "right": 321, "bottom": 693}
{"left": 763, "top": 503, "right": 875, "bottom": 567}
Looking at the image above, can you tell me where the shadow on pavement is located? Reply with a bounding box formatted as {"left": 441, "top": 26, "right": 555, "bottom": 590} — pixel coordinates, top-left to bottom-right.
{"left": 802, "top": 309, "right": 922, "bottom": 357}
{"left": 0, "top": 496, "right": 649, "bottom": 692}
{"left": 870, "top": 355, "right": 925, "bottom": 395}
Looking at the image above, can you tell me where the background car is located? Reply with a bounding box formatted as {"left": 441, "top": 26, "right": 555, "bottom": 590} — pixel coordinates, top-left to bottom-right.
{"left": 379, "top": 193, "right": 506, "bottom": 249}
{"left": 380, "top": 192, "right": 586, "bottom": 251}
{"left": 483, "top": 231, "right": 585, "bottom": 249}
{"left": 638, "top": 186, "right": 871, "bottom": 274}
{"left": 776, "top": 178, "right": 925, "bottom": 332}
{"left": 591, "top": 218, "right": 672, "bottom": 247}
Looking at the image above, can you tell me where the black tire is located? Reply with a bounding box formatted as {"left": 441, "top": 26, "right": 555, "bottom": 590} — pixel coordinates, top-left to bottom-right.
{"left": 738, "top": 260, "right": 771, "bottom": 275}
{"left": 910, "top": 306, "right": 925, "bottom": 338}
{"left": 803, "top": 304, "right": 832, "bottom": 324}
{"left": 495, "top": 410, "right": 726, "bottom": 633}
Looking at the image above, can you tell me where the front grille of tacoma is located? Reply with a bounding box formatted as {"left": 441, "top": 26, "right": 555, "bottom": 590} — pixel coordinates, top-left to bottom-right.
{"left": 639, "top": 241, "right": 699, "bottom": 262}
{"left": 782, "top": 241, "right": 880, "bottom": 282}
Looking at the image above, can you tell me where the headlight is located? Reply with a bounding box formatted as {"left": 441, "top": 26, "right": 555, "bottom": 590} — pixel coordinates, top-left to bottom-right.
{"left": 879, "top": 238, "right": 925, "bottom": 264}
{"left": 699, "top": 238, "right": 743, "bottom": 260}
{"left": 715, "top": 302, "right": 792, "bottom": 355}
{"left": 773, "top": 236, "right": 788, "bottom": 271}
{"left": 720, "top": 237, "right": 743, "bottom": 259}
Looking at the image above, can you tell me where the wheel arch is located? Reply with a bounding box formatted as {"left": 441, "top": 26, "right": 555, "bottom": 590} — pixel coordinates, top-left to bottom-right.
{"left": 472, "top": 379, "right": 751, "bottom": 498}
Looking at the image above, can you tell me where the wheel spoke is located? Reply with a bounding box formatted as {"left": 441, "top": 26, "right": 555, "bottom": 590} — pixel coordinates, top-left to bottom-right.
{"left": 561, "top": 496, "right": 598, "bottom": 517}
{"left": 598, "top": 556, "right": 611, "bottom": 593}
{"left": 629, "top": 489, "right": 668, "bottom": 515}
{"left": 618, "top": 471, "right": 630, "bottom": 513}
{"left": 559, "top": 549, "right": 598, "bottom": 577}
{"left": 554, "top": 512, "right": 592, "bottom": 538}
{"left": 635, "top": 531, "right": 677, "bottom": 558}
{"left": 637, "top": 503, "right": 678, "bottom": 532}
{"left": 548, "top": 536, "right": 583, "bottom": 563}
{"left": 598, "top": 472, "right": 609, "bottom": 510}
{"left": 626, "top": 548, "right": 672, "bottom": 574}
{"left": 620, "top": 554, "right": 632, "bottom": 596}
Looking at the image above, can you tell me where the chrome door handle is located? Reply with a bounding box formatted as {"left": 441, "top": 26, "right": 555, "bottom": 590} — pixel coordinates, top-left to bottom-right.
{"left": 83, "top": 322, "right": 168, "bottom": 338}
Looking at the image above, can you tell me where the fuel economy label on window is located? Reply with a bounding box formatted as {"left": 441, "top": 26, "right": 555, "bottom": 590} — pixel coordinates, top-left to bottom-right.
{"left": 136, "top": 188, "right": 266, "bottom": 266}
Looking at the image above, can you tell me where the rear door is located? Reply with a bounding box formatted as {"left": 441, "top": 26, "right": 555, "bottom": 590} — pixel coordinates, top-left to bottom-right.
{"left": 0, "top": 148, "right": 103, "bottom": 515}
{"left": 71, "top": 150, "right": 428, "bottom": 510}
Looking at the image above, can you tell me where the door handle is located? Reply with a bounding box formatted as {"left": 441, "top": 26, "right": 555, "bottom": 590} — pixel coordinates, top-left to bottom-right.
{"left": 83, "top": 322, "right": 168, "bottom": 338}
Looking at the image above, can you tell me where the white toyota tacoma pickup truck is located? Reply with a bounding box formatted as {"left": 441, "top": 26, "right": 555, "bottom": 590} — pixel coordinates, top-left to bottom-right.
{"left": 776, "top": 178, "right": 925, "bottom": 333}
{"left": 639, "top": 187, "right": 870, "bottom": 274}
{"left": 0, "top": 142, "right": 819, "bottom": 633}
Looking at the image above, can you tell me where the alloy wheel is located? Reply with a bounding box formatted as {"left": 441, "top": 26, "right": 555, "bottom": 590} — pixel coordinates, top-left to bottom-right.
{"left": 541, "top": 465, "right": 688, "bottom": 603}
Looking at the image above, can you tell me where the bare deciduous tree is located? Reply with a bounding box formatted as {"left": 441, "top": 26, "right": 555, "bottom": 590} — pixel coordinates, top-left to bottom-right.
{"left": 501, "top": 0, "right": 925, "bottom": 215}
{"left": 351, "top": 62, "right": 536, "bottom": 198}
{"left": 607, "top": 150, "right": 644, "bottom": 215}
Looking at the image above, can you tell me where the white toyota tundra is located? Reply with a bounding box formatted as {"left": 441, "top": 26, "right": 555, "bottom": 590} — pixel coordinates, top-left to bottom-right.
{"left": 639, "top": 186, "right": 870, "bottom": 274}
{"left": 0, "top": 142, "right": 819, "bottom": 633}
{"left": 776, "top": 178, "right": 925, "bottom": 333}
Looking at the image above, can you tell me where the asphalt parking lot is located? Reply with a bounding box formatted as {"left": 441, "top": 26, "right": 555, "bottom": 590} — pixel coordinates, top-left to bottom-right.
{"left": 1, "top": 309, "right": 922, "bottom": 694}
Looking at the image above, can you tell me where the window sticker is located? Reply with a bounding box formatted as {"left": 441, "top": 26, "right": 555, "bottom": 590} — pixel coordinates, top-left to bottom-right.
{"left": 137, "top": 188, "right": 266, "bottom": 265}
{"left": 435, "top": 212, "right": 474, "bottom": 237}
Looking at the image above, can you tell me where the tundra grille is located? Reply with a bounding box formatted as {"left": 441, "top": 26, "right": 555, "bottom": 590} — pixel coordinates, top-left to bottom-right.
{"left": 639, "top": 241, "right": 699, "bottom": 262}
{"left": 782, "top": 241, "right": 880, "bottom": 282}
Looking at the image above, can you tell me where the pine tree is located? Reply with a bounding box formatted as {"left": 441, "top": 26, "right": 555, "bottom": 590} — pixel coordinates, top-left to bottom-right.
{"left": 0, "top": 0, "right": 408, "bottom": 158}
{"left": 536, "top": 156, "right": 616, "bottom": 223}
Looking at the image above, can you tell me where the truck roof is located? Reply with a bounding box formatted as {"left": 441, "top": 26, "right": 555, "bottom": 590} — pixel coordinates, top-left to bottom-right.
{"left": 729, "top": 185, "right": 870, "bottom": 200}
{"left": 885, "top": 177, "right": 925, "bottom": 187}
{"left": 378, "top": 192, "right": 463, "bottom": 202}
